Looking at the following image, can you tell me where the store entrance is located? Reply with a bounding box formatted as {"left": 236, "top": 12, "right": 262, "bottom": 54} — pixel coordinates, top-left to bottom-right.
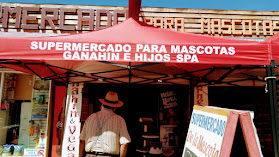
{"left": 85, "top": 83, "right": 189, "bottom": 157}
{"left": 208, "top": 86, "right": 273, "bottom": 156}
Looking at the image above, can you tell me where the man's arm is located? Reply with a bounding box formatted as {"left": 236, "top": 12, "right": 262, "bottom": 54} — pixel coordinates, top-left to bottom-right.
{"left": 120, "top": 143, "right": 128, "bottom": 157}
{"left": 79, "top": 140, "right": 85, "bottom": 157}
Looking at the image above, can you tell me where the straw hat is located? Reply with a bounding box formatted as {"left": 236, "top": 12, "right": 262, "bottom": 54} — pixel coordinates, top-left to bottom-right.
{"left": 99, "top": 91, "right": 124, "bottom": 107}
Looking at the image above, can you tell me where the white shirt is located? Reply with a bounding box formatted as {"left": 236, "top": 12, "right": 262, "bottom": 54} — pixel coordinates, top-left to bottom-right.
{"left": 80, "top": 108, "right": 131, "bottom": 155}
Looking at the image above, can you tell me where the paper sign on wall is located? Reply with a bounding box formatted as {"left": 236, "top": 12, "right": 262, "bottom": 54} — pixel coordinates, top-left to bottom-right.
{"left": 194, "top": 86, "right": 208, "bottom": 106}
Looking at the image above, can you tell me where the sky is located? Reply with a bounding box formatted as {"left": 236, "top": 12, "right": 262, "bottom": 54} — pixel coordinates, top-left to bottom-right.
{"left": 0, "top": 0, "right": 278, "bottom": 11}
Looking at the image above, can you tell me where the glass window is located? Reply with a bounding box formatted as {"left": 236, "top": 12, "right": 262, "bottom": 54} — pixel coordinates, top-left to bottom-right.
{"left": 0, "top": 73, "right": 50, "bottom": 157}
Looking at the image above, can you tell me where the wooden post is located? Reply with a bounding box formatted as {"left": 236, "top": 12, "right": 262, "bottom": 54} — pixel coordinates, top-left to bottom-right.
{"left": 219, "top": 111, "right": 239, "bottom": 157}
{"left": 239, "top": 112, "right": 261, "bottom": 157}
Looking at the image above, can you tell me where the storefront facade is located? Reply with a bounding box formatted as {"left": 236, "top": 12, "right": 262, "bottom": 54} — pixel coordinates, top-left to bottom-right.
{"left": 0, "top": 2, "right": 279, "bottom": 157}
{"left": 0, "top": 3, "right": 278, "bottom": 37}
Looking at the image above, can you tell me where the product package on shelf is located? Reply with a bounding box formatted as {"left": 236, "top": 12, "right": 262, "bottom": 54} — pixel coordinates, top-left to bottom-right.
{"left": 13, "top": 145, "right": 25, "bottom": 156}
{"left": 0, "top": 146, "right": 3, "bottom": 156}
{"left": 37, "top": 130, "right": 46, "bottom": 148}
{"left": 160, "top": 125, "right": 177, "bottom": 156}
{"left": 2, "top": 144, "right": 13, "bottom": 156}
{"left": 37, "top": 95, "right": 45, "bottom": 104}
{"left": 149, "top": 142, "right": 163, "bottom": 155}
{"left": 32, "top": 109, "right": 47, "bottom": 119}
{"left": 1, "top": 144, "right": 24, "bottom": 156}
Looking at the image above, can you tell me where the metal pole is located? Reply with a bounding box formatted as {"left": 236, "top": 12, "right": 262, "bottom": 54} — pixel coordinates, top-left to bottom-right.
{"left": 187, "top": 78, "right": 194, "bottom": 123}
{"left": 266, "top": 60, "right": 279, "bottom": 157}
{"left": 0, "top": 72, "right": 5, "bottom": 106}
{"left": 61, "top": 72, "right": 70, "bottom": 153}
{"left": 128, "top": 62, "right": 131, "bottom": 84}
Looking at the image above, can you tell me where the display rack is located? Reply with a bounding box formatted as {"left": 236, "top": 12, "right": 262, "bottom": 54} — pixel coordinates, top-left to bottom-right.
{"left": 136, "top": 117, "right": 163, "bottom": 157}
{"left": 28, "top": 76, "right": 50, "bottom": 148}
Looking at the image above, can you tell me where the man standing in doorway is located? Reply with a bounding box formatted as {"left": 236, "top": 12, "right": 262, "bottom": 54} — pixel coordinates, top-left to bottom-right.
{"left": 80, "top": 91, "right": 131, "bottom": 157}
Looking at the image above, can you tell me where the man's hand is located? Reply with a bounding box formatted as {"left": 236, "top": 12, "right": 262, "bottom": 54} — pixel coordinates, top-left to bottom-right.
{"left": 120, "top": 143, "right": 128, "bottom": 157}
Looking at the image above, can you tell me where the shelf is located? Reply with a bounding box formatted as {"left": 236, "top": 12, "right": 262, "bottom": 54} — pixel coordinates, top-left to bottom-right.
{"left": 139, "top": 117, "right": 153, "bottom": 122}
{"left": 32, "top": 104, "right": 48, "bottom": 109}
{"left": 32, "top": 115, "right": 47, "bottom": 119}
{"left": 32, "top": 106, "right": 48, "bottom": 110}
{"left": 136, "top": 149, "right": 149, "bottom": 153}
{"left": 142, "top": 135, "right": 160, "bottom": 139}
{"left": 33, "top": 103, "right": 48, "bottom": 106}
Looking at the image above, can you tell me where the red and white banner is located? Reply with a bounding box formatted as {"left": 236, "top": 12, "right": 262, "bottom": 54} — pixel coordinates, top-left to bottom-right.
{"left": 62, "top": 83, "right": 83, "bottom": 157}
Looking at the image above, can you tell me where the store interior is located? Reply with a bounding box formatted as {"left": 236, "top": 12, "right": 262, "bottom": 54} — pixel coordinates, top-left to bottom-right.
{"left": 79, "top": 83, "right": 273, "bottom": 156}
{"left": 85, "top": 83, "right": 189, "bottom": 156}
{"left": 0, "top": 71, "right": 274, "bottom": 157}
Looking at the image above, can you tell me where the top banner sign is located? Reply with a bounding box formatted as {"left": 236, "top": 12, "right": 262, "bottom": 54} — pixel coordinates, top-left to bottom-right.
{"left": 0, "top": 18, "right": 270, "bottom": 65}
